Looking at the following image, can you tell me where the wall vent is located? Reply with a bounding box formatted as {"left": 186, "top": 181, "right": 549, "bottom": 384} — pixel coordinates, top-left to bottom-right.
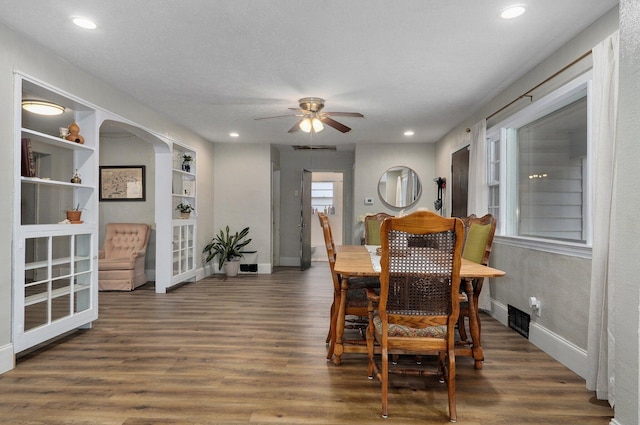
{"left": 292, "top": 145, "right": 336, "bottom": 151}
{"left": 508, "top": 304, "right": 531, "bottom": 339}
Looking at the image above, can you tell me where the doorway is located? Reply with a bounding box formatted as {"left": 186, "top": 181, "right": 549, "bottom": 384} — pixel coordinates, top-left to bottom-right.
{"left": 310, "top": 172, "right": 344, "bottom": 262}
{"left": 98, "top": 119, "right": 173, "bottom": 292}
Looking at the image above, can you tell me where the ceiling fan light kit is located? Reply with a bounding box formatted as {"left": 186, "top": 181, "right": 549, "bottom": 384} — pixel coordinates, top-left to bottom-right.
{"left": 299, "top": 116, "right": 324, "bottom": 133}
{"left": 256, "top": 97, "right": 363, "bottom": 134}
{"left": 311, "top": 117, "right": 324, "bottom": 132}
{"left": 299, "top": 118, "right": 312, "bottom": 133}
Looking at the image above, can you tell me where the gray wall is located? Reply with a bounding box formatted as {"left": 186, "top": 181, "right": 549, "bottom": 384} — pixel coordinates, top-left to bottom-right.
{"left": 354, "top": 143, "right": 436, "bottom": 244}
{"left": 212, "top": 143, "right": 272, "bottom": 271}
{"left": 490, "top": 245, "right": 592, "bottom": 348}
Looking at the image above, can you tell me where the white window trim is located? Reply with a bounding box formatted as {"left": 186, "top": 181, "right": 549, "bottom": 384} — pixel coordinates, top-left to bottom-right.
{"left": 495, "top": 235, "right": 592, "bottom": 259}
{"left": 487, "top": 71, "right": 593, "bottom": 258}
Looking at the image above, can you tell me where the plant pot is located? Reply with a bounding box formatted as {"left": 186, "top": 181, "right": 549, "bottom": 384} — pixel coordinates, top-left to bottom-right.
{"left": 223, "top": 260, "right": 241, "bottom": 277}
{"left": 179, "top": 212, "right": 190, "bottom": 219}
{"left": 66, "top": 210, "right": 82, "bottom": 222}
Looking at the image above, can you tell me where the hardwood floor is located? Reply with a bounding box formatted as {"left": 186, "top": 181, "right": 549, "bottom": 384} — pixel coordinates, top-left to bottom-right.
{"left": 1, "top": 264, "right": 613, "bottom": 424}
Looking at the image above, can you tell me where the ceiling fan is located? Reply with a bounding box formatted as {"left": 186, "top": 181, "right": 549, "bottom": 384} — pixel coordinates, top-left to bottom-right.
{"left": 255, "top": 97, "right": 364, "bottom": 133}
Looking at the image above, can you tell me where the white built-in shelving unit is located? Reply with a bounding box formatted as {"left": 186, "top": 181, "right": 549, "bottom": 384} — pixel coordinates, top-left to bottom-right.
{"left": 171, "top": 143, "right": 197, "bottom": 285}
{"left": 13, "top": 75, "right": 99, "bottom": 353}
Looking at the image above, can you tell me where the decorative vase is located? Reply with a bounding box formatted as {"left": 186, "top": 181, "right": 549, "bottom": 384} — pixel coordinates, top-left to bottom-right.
{"left": 182, "top": 162, "right": 191, "bottom": 172}
{"left": 223, "top": 259, "right": 241, "bottom": 277}
{"left": 65, "top": 122, "right": 85, "bottom": 144}
{"left": 66, "top": 210, "right": 82, "bottom": 222}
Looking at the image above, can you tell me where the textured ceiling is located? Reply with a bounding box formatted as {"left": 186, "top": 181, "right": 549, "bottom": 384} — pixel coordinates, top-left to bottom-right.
{"left": 0, "top": 1, "right": 618, "bottom": 149}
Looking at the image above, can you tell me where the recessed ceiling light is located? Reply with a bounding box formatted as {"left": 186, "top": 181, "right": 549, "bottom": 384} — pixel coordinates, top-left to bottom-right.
{"left": 500, "top": 5, "right": 526, "bottom": 19}
{"left": 229, "top": 132, "right": 239, "bottom": 138}
{"left": 22, "top": 100, "right": 65, "bottom": 116}
{"left": 72, "top": 17, "right": 97, "bottom": 29}
{"left": 404, "top": 130, "right": 414, "bottom": 136}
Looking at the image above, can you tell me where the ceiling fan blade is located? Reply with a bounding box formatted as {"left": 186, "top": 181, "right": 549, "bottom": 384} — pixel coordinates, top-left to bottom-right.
{"left": 323, "top": 112, "right": 364, "bottom": 117}
{"left": 254, "top": 114, "right": 298, "bottom": 121}
{"left": 288, "top": 119, "right": 303, "bottom": 133}
{"left": 290, "top": 108, "right": 313, "bottom": 117}
{"left": 321, "top": 116, "right": 351, "bottom": 133}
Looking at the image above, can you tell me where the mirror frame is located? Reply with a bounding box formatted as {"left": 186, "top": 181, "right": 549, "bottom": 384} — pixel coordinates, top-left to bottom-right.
{"left": 377, "top": 166, "right": 422, "bottom": 209}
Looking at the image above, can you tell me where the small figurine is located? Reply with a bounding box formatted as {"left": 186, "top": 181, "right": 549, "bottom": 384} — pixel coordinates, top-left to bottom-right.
{"left": 65, "top": 121, "right": 85, "bottom": 144}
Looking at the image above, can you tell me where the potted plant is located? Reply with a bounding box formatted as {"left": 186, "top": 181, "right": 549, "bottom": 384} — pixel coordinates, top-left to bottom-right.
{"left": 176, "top": 203, "right": 194, "bottom": 219}
{"left": 181, "top": 154, "right": 193, "bottom": 172}
{"left": 65, "top": 203, "right": 83, "bottom": 223}
{"left": 203, "top": 226, "right": 256, "bottom": 277}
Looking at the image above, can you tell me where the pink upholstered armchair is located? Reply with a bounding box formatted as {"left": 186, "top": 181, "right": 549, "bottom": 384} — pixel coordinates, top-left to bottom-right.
{"left": 99, "top": 223, "right": 151, "bottom": 291}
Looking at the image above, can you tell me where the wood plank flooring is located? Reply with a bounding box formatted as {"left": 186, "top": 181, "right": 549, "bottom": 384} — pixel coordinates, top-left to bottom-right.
{"left": 0, "top": 264, "right": 613, "bottom": 424}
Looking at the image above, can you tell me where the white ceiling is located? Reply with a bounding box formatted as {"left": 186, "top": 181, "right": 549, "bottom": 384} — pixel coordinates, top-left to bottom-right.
{"left": 0, "top": 1, "right": 617, "bottom": 149}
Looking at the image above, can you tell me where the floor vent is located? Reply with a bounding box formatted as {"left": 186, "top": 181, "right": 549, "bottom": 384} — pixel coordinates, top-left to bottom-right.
{"left": 508, "top": 304, "right": 531, "bottom": 339}
{"left": 240, "top": 264, "right": 258, "bottom": 272}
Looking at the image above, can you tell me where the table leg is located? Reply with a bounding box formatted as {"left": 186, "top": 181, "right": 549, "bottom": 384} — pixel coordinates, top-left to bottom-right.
{"left": 463, "top": 278, "right": 484, "bottom": 369}
{"left": 333, "top": 276, "right": 349, "bottom": 365}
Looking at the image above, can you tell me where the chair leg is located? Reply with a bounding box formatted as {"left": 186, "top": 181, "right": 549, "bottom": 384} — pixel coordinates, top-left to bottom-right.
{"left": 447, "top": 349, "right": 457, "bottom": 423}
{"left": 326, "top": 295, "right": 339, "bottom": 360}
{"left": 326, "top": 297, "right": 336, "bottom": 344}
{"left": 366, "top": 304, "right": 376, "bottom": 379}
{"left": 381, "top": 347, "right": 389, "bottom": 419}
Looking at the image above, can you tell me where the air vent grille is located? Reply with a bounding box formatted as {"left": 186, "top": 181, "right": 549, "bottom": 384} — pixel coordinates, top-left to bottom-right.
{"left": 292, "top": 145, "right": 336, "bottom": 151}
{"left": 508, "top": 304, "right": 531, "bottom": 339}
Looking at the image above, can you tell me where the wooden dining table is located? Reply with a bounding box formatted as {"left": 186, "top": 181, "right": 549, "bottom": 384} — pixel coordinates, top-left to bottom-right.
{"left": 332, "top": 245, "right": 505, "bottom": 368}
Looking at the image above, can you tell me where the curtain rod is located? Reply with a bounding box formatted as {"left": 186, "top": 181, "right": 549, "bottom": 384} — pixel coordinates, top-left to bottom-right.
{"left": 484, "top": 49, "right": 593, "bottom": 122}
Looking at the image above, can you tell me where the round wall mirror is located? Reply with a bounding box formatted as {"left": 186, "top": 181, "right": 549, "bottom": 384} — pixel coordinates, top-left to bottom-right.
{"left": 378, "top": 166, "right": 422, "bottom": 208}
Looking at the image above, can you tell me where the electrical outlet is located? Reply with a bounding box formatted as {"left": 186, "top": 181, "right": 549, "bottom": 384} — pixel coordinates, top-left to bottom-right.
{"left": 528, "top": 296, "right": 541, "bottom": 316}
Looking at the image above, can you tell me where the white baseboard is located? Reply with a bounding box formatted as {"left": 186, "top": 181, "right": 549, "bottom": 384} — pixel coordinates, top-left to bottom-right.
{"left": 256, "top": 263, "right": 272, "bottom": 274}
{"left": 490, "top": 300, "right": 588, "bottom": 379}
{"left": 0, "top": 343, "right": 15, "bottom": 375}
{"left": 196, "top": 263, "right": 272, "bottom": 279}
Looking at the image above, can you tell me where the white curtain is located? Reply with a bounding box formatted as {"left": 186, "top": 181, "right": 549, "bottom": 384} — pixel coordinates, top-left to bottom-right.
{"left": 586, "top": 31, "right": 619, "bottom": 406}
{"left": 467, "top": 119, "right": 491, "bottom": 310}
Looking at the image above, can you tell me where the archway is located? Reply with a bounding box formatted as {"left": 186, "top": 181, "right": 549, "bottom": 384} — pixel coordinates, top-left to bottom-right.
{"left": 98, "top": 118, "right": 174, "bottom": 293}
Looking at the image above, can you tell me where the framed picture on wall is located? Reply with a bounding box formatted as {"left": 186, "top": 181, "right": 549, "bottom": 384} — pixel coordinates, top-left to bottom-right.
{"left": 99, "top": 165, "right": 146, "bottom": 201}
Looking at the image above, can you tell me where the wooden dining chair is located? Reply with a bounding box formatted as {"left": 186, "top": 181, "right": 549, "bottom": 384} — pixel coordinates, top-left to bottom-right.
{"left": 318, "top": 212, "right": 379, "bottom": 360}
{"left": 363, "top": 212, "right": 392, "bottom": 245}
{"left": 366, "top": 210, "right": 464, "bottom": 422}
{"left": 457, "top": 213, "right": 497, "bottom": 343}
